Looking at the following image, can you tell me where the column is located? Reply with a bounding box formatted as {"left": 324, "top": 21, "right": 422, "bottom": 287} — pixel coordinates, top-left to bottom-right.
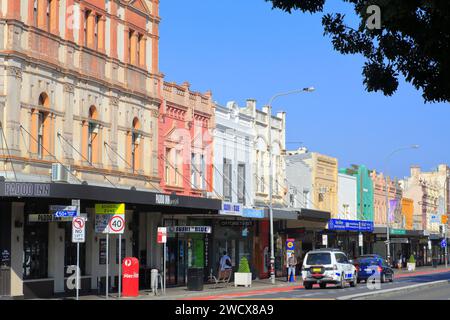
{"left": 48, "top": 222, "right": 65, "bottom": 293}
{"left": 10, "top": 202, "right": 24, "bottom": 297}
{"left": 5, "top": 65, "right": 22, "bottom": 155}
{"left": 123, "top": 26, "right": 129, "bottom": 63}
{"left": 62, "top": 84, "right": 74, "bottom": 163}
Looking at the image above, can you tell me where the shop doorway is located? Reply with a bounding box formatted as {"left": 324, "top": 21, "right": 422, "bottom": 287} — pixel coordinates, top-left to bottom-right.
{"left": 167, "top": 237, "right": 186, "bottom": 286}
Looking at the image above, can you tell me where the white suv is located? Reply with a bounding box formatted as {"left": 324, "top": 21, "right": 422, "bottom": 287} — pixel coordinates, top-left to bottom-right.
{"left": 301, "top": 249, "right": 357, "bottom": 289}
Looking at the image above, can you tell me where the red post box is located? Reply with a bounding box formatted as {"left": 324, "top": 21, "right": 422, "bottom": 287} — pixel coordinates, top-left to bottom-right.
{"left": 122, "top": 257, "right": 139, "bottom": 297}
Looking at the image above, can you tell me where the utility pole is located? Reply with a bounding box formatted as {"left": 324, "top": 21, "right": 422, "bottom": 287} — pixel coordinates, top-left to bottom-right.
{"left": 266, "top": 87, "right": 315, "bottom": 285}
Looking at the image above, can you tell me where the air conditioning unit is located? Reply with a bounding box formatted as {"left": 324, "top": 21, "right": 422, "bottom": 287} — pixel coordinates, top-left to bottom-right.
{"left": 51, "top": 163, "right": 69, "bottom": 183}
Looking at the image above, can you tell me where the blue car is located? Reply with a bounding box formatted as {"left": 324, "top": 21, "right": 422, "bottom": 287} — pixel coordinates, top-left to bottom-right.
{"left": 356, "top": 257, "right": 394, "bottom": 283}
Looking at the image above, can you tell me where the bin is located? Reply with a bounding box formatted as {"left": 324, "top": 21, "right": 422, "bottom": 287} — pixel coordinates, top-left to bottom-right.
{"left": 187, "top": 267, "right": 204, "bottom": 291}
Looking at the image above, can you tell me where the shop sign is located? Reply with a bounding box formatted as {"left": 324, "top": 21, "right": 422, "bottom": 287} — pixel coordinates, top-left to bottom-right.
{"left": 220, "top": 202, "right": 243, "bottom": 216}
{"left": 28, "top": 213, "right": 87, "bottom": 222}
{"left": 157, "top": 227, "right": 167, "bottom": 244}
{"left": 155, "top": 194, "right": 180, "bottom": 206}
{"left": 390, "top": 229, "right": 406, "bottom": 235}
{"left": 219, "top": 220, "right": 253, "bottom": 227}
{"left": 328, "top": 219, "right": 374, "bottom": 232}
{"left": 3, "top": 182, "right": 50, "bottom": 197}
{"left": 242, "top": 208, "right": 265, "bottom": 219}
{"left": 286, "top": 239, "right": 295, "bottom": 251}
{"left": 50, "top": 205, "right": 78, "bottom": 218}
{"left": 1, "top": 250, "right": 10, "bottom": 263}
{"left": 167, "top": 226, "right": 212, "bottom": 234}
{"left": 442, "top": 215, "right": 448, "bottom": 224}
{"left": 430, "top": 214, "right": 440, "bottom": 223}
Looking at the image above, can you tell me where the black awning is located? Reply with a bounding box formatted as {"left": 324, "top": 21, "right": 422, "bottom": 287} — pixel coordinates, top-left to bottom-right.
{"left": 263, "top": 208, "right": 298, "bottom": 220}
{"left": 0, "top": 181, "right": 221, "bottom": 211}
{"left": 299, "top": 208, "right": 330, "bottom": 222}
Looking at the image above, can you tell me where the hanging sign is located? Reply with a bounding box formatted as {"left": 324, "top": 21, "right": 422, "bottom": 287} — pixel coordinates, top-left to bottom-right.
{"left": 167, "top": 226, "right": 211, "bottom": 233}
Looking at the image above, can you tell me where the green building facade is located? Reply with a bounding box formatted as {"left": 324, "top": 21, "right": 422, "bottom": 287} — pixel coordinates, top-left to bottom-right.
{"left": 339, "top": 165, "right": 374, "bottom": 221}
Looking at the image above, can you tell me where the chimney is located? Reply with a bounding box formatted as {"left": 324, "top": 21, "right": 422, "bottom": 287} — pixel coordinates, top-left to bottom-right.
{"left": 411, "top": 165, "right": 421, "bottom": 177}
{"left": 246, "top": 99, "right": 256, "bottom": 110}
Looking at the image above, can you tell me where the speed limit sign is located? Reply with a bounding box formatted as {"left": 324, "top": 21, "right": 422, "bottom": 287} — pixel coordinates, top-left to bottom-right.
{"left": 108, "top": 215, "right": 125, "bottom": 234}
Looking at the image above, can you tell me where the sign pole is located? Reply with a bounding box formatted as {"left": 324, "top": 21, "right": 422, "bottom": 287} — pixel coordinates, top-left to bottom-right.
{"left": 76, "top": 242, "right": 80, "bottom": 300}
{"left": 118, "top": 233, "right": 122, "bottom": 298}
{"left": 106, "top": 232, "right": 109, "bottom": 300}
{"left": 163, "top": 241, "right": 166, "bottom": 294}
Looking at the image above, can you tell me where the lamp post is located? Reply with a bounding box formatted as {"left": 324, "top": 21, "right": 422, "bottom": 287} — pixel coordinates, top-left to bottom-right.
{"left": 267, "top": 87, "right": 315, "bottom": 284}
{"left": 385, "top": 145, "right": 419, "bottom": 266}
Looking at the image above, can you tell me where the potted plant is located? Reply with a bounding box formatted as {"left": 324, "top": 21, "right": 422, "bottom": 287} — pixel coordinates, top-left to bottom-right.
{"left": 407, "top": 254, "right": 416, "bottom": 271}
{"left": 234, "top": 256, "right": 252, "bottom": 287}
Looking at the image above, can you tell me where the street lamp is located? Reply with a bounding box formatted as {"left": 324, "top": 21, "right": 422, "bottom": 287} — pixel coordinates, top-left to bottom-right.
{"left": 267, "top": 87, "right": 315, "bottom": 284}
{"left": 385, "top": 144, "right": 419, "bottom": 266}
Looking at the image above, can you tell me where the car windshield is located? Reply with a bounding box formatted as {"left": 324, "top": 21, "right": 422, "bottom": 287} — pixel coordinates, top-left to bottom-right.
{"left": 359, "top": 258, "right": 381, "bottom": 266}
{"left": 306, "top": 253, "right": 332, "bottom": 265}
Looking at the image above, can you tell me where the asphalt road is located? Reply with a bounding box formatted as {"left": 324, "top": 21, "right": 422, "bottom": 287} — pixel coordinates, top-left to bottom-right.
{"left": 365, "top": 282, "right": 450, "bottom": 300}
{"left": 232, "top": 271, "right": 450, "bottom": 300}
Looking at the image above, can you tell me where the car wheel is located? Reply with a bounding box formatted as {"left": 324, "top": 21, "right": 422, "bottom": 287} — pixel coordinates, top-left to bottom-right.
{"left": 320, "top": 283, "right": 327, "bottom": 289}
{"left": 304, "top": 283, "right": 313, "bottom": 290}
{"left": 350, "top": 274, "right": 357, "bottom": 287}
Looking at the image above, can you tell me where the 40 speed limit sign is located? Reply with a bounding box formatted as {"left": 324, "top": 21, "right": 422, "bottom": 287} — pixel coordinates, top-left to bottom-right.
{"left": 108, "top": 215, "right": 125, "bottom": 234}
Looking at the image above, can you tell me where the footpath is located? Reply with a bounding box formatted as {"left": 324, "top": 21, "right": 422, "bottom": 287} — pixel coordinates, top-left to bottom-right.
{"left": 75, "top": 265, "right": 450, "bottom": 301}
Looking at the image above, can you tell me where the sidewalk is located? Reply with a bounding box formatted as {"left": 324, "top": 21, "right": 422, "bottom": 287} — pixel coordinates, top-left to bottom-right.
{"left": 75, "top": 265, "right": 450, "bottom": 301}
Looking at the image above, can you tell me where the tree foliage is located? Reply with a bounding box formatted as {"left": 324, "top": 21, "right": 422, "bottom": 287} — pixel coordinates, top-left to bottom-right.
{"left": 266, "top": 0, "right": 450, "bottom": 103}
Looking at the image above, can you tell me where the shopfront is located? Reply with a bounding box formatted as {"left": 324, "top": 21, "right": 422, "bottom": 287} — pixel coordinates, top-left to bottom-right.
{"left": 0, "top": 181, "right": 221, "bottom": 298}
{"left": 327, "top": 219, "right": 374, "bottom": 259}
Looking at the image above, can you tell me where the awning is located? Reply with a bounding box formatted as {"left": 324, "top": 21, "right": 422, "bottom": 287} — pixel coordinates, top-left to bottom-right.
{"left": 263, "top": 208, "right": 298, "bottom": 220}
{"left": 299, "top": 208, "right": 330, "bottom": 222}
{"left": 0, "top": 181, "right": 222, "bottom": 211}
{"left": 373, "top": 227, "right": 425, "bottom": 237}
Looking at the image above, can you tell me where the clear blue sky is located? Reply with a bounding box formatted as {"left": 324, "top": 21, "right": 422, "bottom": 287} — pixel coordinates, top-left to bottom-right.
{"left": 159, "top": 0, "right": 450, "bottom": 179}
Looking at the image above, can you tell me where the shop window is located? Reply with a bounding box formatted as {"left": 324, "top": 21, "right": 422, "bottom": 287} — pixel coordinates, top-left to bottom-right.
{"left": 37, "top": 111, "right": 45, "bottom": 158}
{"left": 23, "top": 220, "right": 48, "bottom": 280}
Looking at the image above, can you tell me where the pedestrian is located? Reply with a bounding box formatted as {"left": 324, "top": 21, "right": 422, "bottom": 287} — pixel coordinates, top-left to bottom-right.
{"left": 287, "top": 253, "right": 298, "bottom": 282}
{"left": 219, "top": 251, "right": 232, "bottom": 279}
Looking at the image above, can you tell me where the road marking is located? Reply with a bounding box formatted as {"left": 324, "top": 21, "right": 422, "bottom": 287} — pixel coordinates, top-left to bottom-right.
{"left": 337, "top": 280, "right": 449, "bottom": 300}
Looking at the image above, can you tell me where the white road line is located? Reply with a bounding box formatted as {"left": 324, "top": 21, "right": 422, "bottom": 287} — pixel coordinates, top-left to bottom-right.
{"left": 337, "top": 280, "right": 449, "bottom": 300}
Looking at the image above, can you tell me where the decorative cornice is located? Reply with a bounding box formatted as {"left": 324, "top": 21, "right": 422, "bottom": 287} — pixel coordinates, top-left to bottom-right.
{"left": 6, "top": 66, "right": 22, "bottom": 80}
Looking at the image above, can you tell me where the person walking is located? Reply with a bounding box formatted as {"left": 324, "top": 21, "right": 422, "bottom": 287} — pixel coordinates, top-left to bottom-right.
{"left": 287, "top": 253, "right": 298, "bottom": 282}
{"left": 219, "top": 251, "right": 232, "bottom": 279}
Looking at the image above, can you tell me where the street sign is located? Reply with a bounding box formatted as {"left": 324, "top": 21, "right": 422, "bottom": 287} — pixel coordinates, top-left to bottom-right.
{"left": 95, "top": 203, "right": 125, "bottom": 234}
{"left": 441, "top": 239, "right": 447, "bottom": 248}
{"left": 109, "top": 215, "right": 125, "bottom": 234}
{"left": 72, "top": 217, "right": 86, "bottom": 243}
{"left": 157, "top": 227, "right": 167, "bottom": 244}
{"left": 50, "top": 205, "right": 78, "bottom": 218}
{"left": 322, "top": 234, "right": 328, "bottom": 247}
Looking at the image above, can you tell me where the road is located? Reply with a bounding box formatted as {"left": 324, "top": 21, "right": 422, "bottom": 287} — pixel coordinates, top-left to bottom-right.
{"left": 226, "top": 271, "right": 450, "bottom": 300}
{"left": 365, "top": 281, "right": 450, "bottom": 300}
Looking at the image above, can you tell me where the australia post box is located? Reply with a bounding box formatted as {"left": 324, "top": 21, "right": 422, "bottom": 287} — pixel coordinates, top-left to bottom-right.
{"left": 122, "top": 257, "right": 139, "bottom": 297}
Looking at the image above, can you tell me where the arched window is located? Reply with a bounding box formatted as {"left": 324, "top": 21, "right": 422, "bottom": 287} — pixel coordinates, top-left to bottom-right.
{"left": 33, "top": 93, "right": 50, "bottom": 159}
{"left": 129, "top": 118, "right": 141, "bottom": 172}
{"left": 87, "top": 106, "right": 98, "bottom": 164}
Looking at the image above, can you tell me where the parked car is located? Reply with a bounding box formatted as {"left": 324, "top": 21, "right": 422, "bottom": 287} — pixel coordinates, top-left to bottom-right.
{"left": 356, "top": 257, "right": 394, "bottom": 283}
{"left": 301, "top": 248, "right": 357, "bottom": 289}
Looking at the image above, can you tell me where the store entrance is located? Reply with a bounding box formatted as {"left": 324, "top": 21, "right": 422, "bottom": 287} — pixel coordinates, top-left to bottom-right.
{"left": 167, "top": 236, "right": 187, "bottom": 286}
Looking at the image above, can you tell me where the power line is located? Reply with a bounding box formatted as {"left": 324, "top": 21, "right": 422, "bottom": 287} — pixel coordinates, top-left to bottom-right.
{"left": 19, "top": 125, "right": 83, "bottom": 184}
{"left": 0, "top": 122, "right": 17, "bottom": 181}
{"left": 103, "top": 141, "right": 162, "bottom": 192}
{"left": 57, "top": 132, "right": 117, "bottom": 189}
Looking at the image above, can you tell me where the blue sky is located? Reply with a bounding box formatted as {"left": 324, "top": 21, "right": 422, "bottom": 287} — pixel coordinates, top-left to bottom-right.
{"left": 159, "top": 0, "right": 450, "bottom": 179}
